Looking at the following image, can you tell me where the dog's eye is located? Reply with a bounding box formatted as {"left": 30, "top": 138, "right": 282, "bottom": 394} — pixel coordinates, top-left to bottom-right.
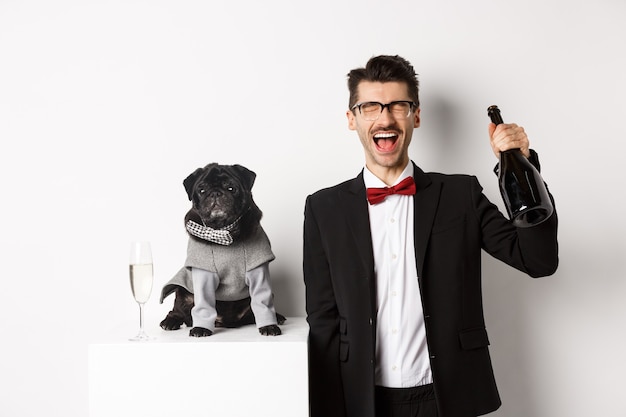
{"left": 198, "top": 187, "right": 206, "bottom": 194}
{"left": 227, "top": 187, "right": 235, "bottom": 193}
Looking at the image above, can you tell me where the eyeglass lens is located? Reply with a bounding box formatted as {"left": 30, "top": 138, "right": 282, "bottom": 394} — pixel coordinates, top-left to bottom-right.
{"left": 359, "top": 101, "right": 413, "bottom": 121}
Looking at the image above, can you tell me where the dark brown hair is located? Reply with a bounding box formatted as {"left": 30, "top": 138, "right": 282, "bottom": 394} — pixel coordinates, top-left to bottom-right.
{"left": 347, "top": 55, "right": 420, "bottom": 110}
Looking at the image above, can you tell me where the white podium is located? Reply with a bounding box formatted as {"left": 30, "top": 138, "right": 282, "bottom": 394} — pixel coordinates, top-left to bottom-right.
{"left": 88, "top": 317, "right": 309, "bottom": 417}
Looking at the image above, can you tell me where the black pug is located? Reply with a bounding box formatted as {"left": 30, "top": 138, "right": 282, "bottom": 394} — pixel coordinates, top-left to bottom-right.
{"left": 159, "top": 163, "right": 284, "bottom": 337}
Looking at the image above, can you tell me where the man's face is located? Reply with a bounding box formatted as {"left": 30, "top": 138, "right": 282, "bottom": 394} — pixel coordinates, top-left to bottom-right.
{"left": 347, "top": 81, "right": 420, "bottom": 176}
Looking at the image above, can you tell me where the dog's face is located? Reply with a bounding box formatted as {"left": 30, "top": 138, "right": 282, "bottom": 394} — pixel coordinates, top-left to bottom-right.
{"left": 183, "top": 163, "right": 256, "bottom": 230}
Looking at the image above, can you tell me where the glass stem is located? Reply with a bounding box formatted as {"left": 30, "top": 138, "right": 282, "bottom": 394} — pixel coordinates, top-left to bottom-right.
{"left": 139, "top": 303, "right": 145, "bottom": 333}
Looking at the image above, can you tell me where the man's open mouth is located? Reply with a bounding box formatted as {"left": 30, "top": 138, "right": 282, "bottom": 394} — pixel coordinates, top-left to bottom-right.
{"left": 374, "top": 132, "right": 399, "bottom": 152}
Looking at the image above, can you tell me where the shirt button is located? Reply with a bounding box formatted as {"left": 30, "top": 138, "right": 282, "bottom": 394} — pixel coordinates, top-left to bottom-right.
{"left": 390, "top": 218, "right": 395, "bottom": 223}
{"left": 392, "top": 328, "right": 398, "bottom": 334}
{"left": 392, "top": 366, "right": 397, "bottom": 371}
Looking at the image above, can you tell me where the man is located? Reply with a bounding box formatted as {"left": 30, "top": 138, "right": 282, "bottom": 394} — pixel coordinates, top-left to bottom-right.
{"left": 303, "top": 55, "right": 558, "bottom": 417}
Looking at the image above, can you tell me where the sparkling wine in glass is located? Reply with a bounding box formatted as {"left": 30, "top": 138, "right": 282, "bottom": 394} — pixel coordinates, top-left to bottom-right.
{"left": 129, "top": 241, "right": 154, "bottom": 341}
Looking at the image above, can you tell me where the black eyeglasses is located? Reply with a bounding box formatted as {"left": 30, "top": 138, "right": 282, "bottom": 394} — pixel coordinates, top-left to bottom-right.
{"left": 350, "top": 100, "right": 416, "bottom": 121}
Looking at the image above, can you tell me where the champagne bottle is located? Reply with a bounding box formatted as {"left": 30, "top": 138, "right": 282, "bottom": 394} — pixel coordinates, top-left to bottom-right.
{"left": 487, "top": 105, "right": 554, "bottom": 227}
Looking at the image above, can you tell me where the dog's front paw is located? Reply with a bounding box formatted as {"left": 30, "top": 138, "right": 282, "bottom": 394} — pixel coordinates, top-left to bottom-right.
{"left": 160, "top": 313, "right": 184, "bottom": 331}
{"left": 259, "top": 324, "right": 281, "bottom": 336}
{"left": 189, "top": 327, "right": 213, "bottom": 337}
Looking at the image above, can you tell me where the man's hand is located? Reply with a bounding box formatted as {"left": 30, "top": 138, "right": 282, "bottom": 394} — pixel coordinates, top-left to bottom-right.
{"left": 488, "top": 122, "right": 531, "bottom": 159}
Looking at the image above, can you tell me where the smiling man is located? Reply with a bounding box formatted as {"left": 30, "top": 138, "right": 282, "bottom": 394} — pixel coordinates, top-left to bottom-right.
{"left": 303, "top": 55, "right": 559, "bottom": 417}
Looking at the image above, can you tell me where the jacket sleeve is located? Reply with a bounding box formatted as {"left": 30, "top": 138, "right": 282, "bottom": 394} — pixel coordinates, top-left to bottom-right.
{"left": 303, "top": 194, "right": 348, "bottom": 417}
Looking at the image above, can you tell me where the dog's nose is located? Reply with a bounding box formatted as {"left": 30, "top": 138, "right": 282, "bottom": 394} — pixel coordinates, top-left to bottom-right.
{"left": 208, "top": 190, "right": 222, "bottom": 198}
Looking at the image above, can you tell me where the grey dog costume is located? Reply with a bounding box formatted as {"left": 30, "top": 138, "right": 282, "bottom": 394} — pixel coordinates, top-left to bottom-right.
{"left": 160, "top": 226, "right": 278, "bottom": 331}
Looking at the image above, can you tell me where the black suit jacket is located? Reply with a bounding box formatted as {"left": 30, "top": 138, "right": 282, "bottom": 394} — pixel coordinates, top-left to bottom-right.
{"left": 303, "top": 162, "right": 558, "bottom": 417}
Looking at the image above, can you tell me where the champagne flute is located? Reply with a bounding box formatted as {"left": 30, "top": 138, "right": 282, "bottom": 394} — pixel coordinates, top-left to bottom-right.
{"left": 129, "top": 241, "right": 154, "bottom": 341}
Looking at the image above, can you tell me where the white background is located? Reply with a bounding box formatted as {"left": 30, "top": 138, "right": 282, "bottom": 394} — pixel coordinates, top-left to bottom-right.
{"left": 1, "top": 1, "right": 625, "bottom": 416}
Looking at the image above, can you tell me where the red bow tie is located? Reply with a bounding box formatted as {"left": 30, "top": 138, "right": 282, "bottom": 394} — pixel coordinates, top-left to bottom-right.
{"left": 366, "top": 176, "right": 416, "bottom": 205}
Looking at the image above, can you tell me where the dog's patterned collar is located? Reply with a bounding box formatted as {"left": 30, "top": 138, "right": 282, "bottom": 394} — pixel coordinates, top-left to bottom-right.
{"left": 186, "top": 216, "right": 241, "bottom": 246}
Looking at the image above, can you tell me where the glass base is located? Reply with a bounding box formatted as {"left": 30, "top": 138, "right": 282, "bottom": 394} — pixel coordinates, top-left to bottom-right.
{"left": 129, "top": 330, "right": 153, "bottom": 342}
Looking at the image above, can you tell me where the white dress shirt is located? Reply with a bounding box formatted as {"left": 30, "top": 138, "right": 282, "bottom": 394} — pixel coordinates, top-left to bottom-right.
{"left": 363, "top": 162, "right": 433, "bottom": 388}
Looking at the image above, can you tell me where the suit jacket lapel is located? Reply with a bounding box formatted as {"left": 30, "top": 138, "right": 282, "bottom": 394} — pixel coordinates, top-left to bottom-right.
{"left": 341, "top": 171, "right": 376, "bottom": 277}
{"left": 412, "top": 163, "right": 441, "bottom": 276}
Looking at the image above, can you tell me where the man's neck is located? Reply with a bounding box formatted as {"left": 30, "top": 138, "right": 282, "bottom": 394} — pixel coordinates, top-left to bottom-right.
{"left": 365, "top": 161, "right": 411, "bottom": 186}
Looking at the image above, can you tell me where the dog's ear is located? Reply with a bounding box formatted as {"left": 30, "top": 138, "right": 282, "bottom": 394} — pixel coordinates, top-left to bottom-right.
{"left": 232, "top": 164, "right": 256, "bottom": 191}
{"left": 183, "top": 168, "right": 205, "bottom": 201}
